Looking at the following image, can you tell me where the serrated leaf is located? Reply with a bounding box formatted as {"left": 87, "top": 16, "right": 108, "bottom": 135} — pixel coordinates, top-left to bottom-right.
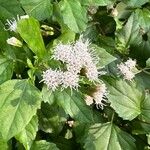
{"left": 0, "top": 55, "right": 13, "bottom": 84}
{"left": 0, "top": 80, "right": 41, "bottom": 140}
{"left": 15, "top": 115, "right": 38, "bottom": 150}
{"left": 53, "top": 89, "right": 94, "bottom": 123}
{"left": 59, "top": 0, "right": 88, "bottom": 33}
{"left": 31, "top": 140, "right": 59, "bottom": 150}
{"left": 92, "top": 44, "right": 116, "bottom": 68}
{"left": 104, "top": 77, "right": 144, "bottom": 120}
{"left": 17, "top": 18, "right": 46, "bottom": 59}
{"left": 84, "top": 122, "right": 136, "bottom": 150}
{"left": 20, "top": 0, "right": 53, "bottom": 20}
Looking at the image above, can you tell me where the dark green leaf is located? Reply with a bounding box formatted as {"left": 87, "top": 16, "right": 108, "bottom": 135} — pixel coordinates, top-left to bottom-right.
{"left": 31, "top": 140, "right": 59, "bottom": 150}
{"left": 0, "top": 80, "right": 41, "bottom": 140}
{"left": 104, "top": 77, "right": 144, "bottom": 120}
{"left": 92, "top": 44, "right": 116, "bottom": 68}
{"left": 84, "top": 122, "right": 136, "bottom": 150}
{"left": 38, "top": 103, "right": 67, "bottom": 134}
{"left": 115, "top": 12, "right": 140, "bottom": 54}
{"left": 53, "top": 89, "right": 95, "bottom": 123}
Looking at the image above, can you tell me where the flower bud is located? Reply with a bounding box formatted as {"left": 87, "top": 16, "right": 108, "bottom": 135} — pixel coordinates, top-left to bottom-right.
{"left": 7, "top": 37, "right": 22, "bottom": 47}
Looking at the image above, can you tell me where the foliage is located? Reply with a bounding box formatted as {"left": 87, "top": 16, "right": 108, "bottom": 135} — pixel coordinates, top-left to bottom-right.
{"left": 1, "top": 0, "right": 150, "bottom": 149}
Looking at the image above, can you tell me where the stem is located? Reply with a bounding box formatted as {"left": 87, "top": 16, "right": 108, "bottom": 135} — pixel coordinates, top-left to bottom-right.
{"left": 111, "top": 111, "right": 115, "bottom": 123}
{"left": 14, "top": 58, "right": 26, "bottom": 65}
{"left": 142, "top": 70, "right": 150, "bottom": 75}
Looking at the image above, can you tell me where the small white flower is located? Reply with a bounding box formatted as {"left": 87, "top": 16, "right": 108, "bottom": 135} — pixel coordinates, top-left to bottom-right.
{"left": 5, "top": 15, "right": 29, "bottom": 32}
{"left": 93, "top": 84, "right": 108, "bottom": 109}
{"left": 61, "top": 71, "right": 79, "bottom": 89}
{"left": 84, "top": 95, "right": 93, "bottom": 106}
{"left": 20, "top": 15, "right": 29, "bottom": 19}
{"left": 124, "top": 58, "right": 136, "bottom": 69}
{"left": 53, "top": 43, "right": 73, "bottom": 63}
{"left": 117, "top": 58, "right": 136, "bottom": 81}
{"left": 6, "top": 37, "right": 22, "bottom": 47}
{"left": 42, "top": 69, "right": 62, "bottom": 91}
{"left": 85, "top": 62, "right": 99, "bottom": 81}
{"left": 67, "top": 120, "right": 74, "bottom": 127}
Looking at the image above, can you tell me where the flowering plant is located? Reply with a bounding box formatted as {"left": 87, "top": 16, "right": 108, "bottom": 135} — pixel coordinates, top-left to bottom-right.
{"left": 0, "top": 0, "right": 150, "bottom": 149}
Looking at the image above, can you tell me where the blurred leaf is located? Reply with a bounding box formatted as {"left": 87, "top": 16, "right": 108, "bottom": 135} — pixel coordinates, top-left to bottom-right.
{"left": 123, "top": 0, "right": 149, "bottom": 7}
{"left": 0, "top": 138, "right": 8, "bottom": 150}
{"left": 0, "top": 55, "right": 13, "bottom": 85}
{"left": 17, "top": 18, "right": 46, "bottom": 59}
{"left": 20, "top": 0, "right": 53, "bottom": 20}
{"left": 146, "top": 58, "right": 150, "bottom": 67}
{"left": 38, "top": 103, "right": 67, "bottom": 134}
{"left": 79, "top": 0, "right": 115, "bottom": 6}
{"left": 31, "top": 140, "right": 59, "bottom": 150}
{"left": 0, "top": 0, "right": 23, "bottom": 21}
{"left": 84, "top": 122, "right": 136, "bottom": 150}
{"left": 132, "top": 120, "right": 150, "bottom": 135}
{"left": 0, "top": 80, "right": 41, "bottom": 140}
{"left": 15, "top": 115, "right": 38, "bottom": 150}
{"left": 103, "top": 77, "right": 144, "bottom": 120}
{"left": 139, "top": 94, "right": 150, "bottom": 123}
{"left": 59, "top": 0, "right": 88, "bottom": 33}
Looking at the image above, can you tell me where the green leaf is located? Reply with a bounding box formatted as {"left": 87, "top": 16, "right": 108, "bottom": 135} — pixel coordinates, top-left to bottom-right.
{"left": 139, "top": 94, "right": 150, "bottom": 123}
{"left": 17, "top": 18, "right": 46, "bottom": 59}
{"left": 59, "top": 0, "right": 88, "bottom": 33}
{"left": 38, "top": 103, "right": 67, "bottom": 134}
{"left": 123, "top": 0, "right": 149, "bottom": 7}
{"left": 53, "top": 89, "right": 95, "bottom": 123}
{"left": 104, "top": 77, "right": 144, "bottom": 120}
{"left": 0, "top": 80, "right": 41, "bottom": 140}
{"left": 115, "top": 12, "right": 140, "bottom": 54}
{"left": 0, "top": 138, "right": 8, "bottom": 150}
{"left": 31, "top": 140, "right": 59, "bottom": 150}
{"left": 79, "top": 0, "right": 115, "bottom": 6}
{"left": 135, "top": 9, "right": 150, "bottom": 31}
{"left": 0, "top": 55, "right": 13, "bottom": 85}
{"left": 0, "top": 0, "right": 23, "bottom": 21}
{"left": 146, "top": 58, "right": 150, "bottom": 67}
{"left": 20, "top": 0, "right": 53, "bottom": 20}
{"left": 84, "top": 122, "right": 136, "bottom": 150}
{"left": 15, "top": 115, "right": 38, "bottom": 150}
{"left": 92, "top": 44, "right": 116, "bottom": 68}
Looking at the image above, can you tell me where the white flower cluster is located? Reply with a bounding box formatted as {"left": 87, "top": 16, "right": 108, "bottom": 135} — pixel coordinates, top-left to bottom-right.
{"left": 85, "top": 83, "right": 108, "bottom": 109}
{"left": 117, "top": 58, "right": 136, "bottom": 81}
{"left": 42, "top": 69, "right": 79, "bottom": 91}
{"left": 53, "top": 38, "right": 99, "bottom": 80}
{"left": 42, "top": 37, "right": 100, "bottom": 90}
{"left": 5, "top": 15, "right": 29, "bottom": 32}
